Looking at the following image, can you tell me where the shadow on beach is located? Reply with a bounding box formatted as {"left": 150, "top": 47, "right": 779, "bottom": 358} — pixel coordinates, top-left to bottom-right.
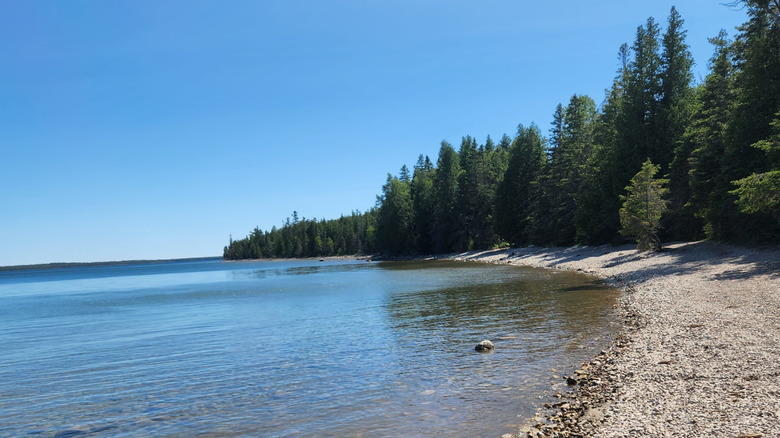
{"left": 456, "top": 241, "right": 780, "bottom": 283}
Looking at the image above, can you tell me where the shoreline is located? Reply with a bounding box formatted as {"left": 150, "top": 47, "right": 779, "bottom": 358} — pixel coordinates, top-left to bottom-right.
{"left": 221, "top": 254, "right": 372, "bottom": 263}
{"left": 443, "top": 241, "right": 779, "bottom": 438}
{"left": 0, "top": 256, "right": 223, "bottom": 272}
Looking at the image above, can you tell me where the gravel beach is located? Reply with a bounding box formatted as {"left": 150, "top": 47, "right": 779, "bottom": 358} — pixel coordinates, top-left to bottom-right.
{"left": 449, "top": 241, "right": 780, "bottom": 438}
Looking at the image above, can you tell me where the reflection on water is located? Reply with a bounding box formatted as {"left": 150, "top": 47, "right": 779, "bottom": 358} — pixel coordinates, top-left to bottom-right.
{"left": 232, "top": 261, "right": 372, "bottom": 280}
{"left": 377, "top": 261, "right": 619, "bottom": 435}
{"left": 0, "top": 258, "right": 618, "bottom": 438}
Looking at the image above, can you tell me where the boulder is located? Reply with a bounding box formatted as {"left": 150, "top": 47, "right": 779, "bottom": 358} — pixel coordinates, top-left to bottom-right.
{"left": 475, "top": 340, "right": 495, "bottom": 352}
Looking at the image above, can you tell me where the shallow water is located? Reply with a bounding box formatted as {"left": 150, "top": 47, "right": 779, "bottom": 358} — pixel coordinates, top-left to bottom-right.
{"left": 0, "top": 258, "right": 619, "bottom": 437}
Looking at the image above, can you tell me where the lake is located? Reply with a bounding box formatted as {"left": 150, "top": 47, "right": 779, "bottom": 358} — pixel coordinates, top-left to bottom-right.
{"left": 0, "top": 257, "right": 619, "bottom": 437}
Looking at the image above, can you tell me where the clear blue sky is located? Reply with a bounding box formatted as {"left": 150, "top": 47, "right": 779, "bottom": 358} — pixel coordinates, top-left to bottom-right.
{"left": 1, "top": 1, "right": 748, "bottom": 266}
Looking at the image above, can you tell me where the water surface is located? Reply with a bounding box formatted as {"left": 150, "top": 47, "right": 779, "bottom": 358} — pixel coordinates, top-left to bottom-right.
{"left": 0, "top": 258, "right": 619, "bottom": 437}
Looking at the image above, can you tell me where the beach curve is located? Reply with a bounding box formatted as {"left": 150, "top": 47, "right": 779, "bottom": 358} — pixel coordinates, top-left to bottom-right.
{"left": 447, "top": 241, "right": 780, "bottom": 438}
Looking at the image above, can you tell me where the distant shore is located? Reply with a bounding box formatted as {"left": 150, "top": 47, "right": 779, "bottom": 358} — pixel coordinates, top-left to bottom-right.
{"left": 442, "top": 241, "right": 780, "bottom": 437}
{"left": 0, "top": 256, "right": 223, "bottom": 272}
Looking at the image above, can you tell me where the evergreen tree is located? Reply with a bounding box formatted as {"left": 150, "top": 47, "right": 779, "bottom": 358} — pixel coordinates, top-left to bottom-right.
{"left": 225, "top": 5, "right": 780, "bottom": 258}
{"left": 494, "top": 125, "right": 546, "bottom": 246}
{"left": 620, "top": 159, "right": 669, "bottom": 251}
{"left": 619, "top": 17, "right": 663, "bottom": 174}
{"left": 731, "top": 111, "right": 780, "bottom": 218}
{"left": 687, "top": 30, "right": 735, "bottom": 239}
{"left": 411, "top": 155, "right": 436, "bottom": 253}
{"left": 376, "top": 172, "right": 415, "bottom": 254}
{"left": 659, "top": 7, "right": 695, "bottom": 171}
{"left": 660, "top": 7, "right": 698, "bottom": 240}
{"left": 576, "top": 46, "right": 630, "bottom": 244}
{"left": 539, "top": 96, "right": 598, "bottom": 245}
{"left": 720, "top": 0, "right": 780, "bottom": 240}
{"left": 455, "top": 136, "right": 480, "bottom": 250}
{"left": 432, "top": 141, "right": 461, "bottom": 252}
{"left": 223, "top": 210, "right": 377, "bottom": 259}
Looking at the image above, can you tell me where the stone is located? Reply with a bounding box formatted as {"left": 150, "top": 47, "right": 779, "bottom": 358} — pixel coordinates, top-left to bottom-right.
{"left": 475, "top": 340, "right": 495, "bottom": 352}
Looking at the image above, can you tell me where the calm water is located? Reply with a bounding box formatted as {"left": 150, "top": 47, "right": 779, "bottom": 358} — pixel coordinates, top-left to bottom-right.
{"left": 0, "top": 258, "right": 619, "bottom": 437}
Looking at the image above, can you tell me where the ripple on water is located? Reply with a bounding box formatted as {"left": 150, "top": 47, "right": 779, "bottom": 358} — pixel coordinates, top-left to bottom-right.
{"left": 0, "top": 259, "right": 619, "bottom": 437}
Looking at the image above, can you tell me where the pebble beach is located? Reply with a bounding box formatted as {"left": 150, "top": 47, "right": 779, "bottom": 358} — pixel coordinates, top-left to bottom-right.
{"left": 449, "top": 241, "right": 780, "bottom": 438}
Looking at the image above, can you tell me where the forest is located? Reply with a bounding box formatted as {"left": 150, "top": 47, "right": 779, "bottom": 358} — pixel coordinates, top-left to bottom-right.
{"left": 224, "top": 2, "right": 780, "bottom": 260}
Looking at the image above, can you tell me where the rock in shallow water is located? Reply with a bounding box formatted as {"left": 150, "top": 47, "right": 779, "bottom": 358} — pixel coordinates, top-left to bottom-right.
{"left": 475, "top": 340, "right": 495, "bottom": 352}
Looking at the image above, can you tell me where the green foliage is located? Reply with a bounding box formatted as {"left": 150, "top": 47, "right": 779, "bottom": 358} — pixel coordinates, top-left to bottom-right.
{"left": 619, "top": 160, "right": 669, "bottom": 251}
{"left": 376, "top": 172, "right": 415, "bottom": 254}
{"left": 730, "top": 111, "right": 780, "bottom": 217}
{"left": 226, "top": 6, "right": 780, "bottom": 258}
{"left": 494, "top": 125, "right": 546, "bottom": 246}
{"left": 661, "top": 7, "right": 699, "bottom": 240}
{"left": 686, "top": 30, "right": 735, "bottom": 239}
{"left": 432, "top": 141, "right": 461, "bottom": 253}
{"left": 541, "top": 95, "right": 598, "bottom": 245}
{"left": 223, "top": 210, "right": 377, "bottom": 260}
{"left": 575, "top": 67, "right": 626, "bottom": 245}
{"left": 731, "top": 171, "right": 780, "bottom": 214}
{"left": 410, "top": 154, "right": 436, "bottom": 254}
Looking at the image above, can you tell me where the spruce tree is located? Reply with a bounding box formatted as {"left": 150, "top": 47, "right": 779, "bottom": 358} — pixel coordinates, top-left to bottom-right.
{"left": 721, "top": 1, "right": 780, "bottom": 240}
{"left": 576, "top": 45, "right": 629, "bottom": 244}
{"left": 620, "top": 17, "right": 663, "bottom": 174}
{"left": 375, "top": 172, "right": 415, "bottom": 254}
{"left": 545, "top": 95, "right": 597, "bottom": 245}
{"left": 687, "top": 30, "right": 735, "bottom": 239}
{"left": 731, "top": 111, "right": 780, "bottom": 217}
{"left": 620, "top": 159, "right": 669, "bottom": 251}
{"left": 432, "top": 141, "right": 461, "bottom": 252}
{"left": 411, "top": 155, "right": 436, "bottom": 254}
{"left": 455, "top": 136, "right": 480, "bottom": 250}
{"left": 494, "top": 125, "right": 546, "bottom": 246}
{"left": 660, "top": 7, "right": 698, "bottom": 240}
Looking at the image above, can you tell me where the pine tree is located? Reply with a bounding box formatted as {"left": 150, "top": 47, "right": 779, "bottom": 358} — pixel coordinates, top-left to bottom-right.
{"left": 620, "top": 159, "right": 669, "bottom": 251}
{"left": 620, "top": 17, "right": 663, "bottom": 174}
{"left": 376, "top": 172, "right": 415, "bottom": 254}
{"left": 720, "top": 1, "right": 780, "bottom": 240}
{"left": 660, "top": 7, "right": 698, "bottom": 240}
{"left": 687, "top": 30, "right": 735, "bottom": 239}
{"left": 494, "top": 125, "right": 546, "bottom": 246}
{"left": 432, "top": 141, "right": 461, "bottom": 252}
{"left": 455, "top": 136, "right": 480, "bottom": 250}
{"left": 731, "top": 111, "right": 780, "bottom": 217}
{"left": 576, "top": 45, "right": 630, "bottom": 244}
{"left": 411, "top": 155, "right": 436, "bottom": 254}
{"left": 659, "top": 6, "right": 695, "bottom": 171}
{"left": 544, "top": 95, "right": 597, "bottom": 245}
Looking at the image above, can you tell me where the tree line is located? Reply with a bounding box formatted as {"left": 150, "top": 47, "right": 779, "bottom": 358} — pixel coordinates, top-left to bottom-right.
{"left": 224, "top": 2, "right": 780, "bottom": 260}
{"left": 223, "top": 211, "right": 377, "bottom": 259}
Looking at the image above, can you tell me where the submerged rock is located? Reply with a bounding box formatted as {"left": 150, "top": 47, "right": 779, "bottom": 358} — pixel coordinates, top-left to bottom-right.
{"left": 475, "top": 340, "right": 495, "bottom": 352}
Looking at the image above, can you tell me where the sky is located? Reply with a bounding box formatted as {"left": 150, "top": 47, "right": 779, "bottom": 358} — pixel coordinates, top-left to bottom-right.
{"left": 0, "top": 1, "right": 750, "bottom": 266}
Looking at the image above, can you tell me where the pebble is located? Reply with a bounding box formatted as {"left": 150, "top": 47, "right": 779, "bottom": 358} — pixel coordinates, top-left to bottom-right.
{"left": 450, "top": 242, "right": 780, "bottom": 438}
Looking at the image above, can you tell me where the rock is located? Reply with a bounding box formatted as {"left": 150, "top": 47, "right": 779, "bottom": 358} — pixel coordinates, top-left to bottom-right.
{"left": 475, "top": 340, "right": 495, "bottom": 352}
{"left": 566, "top": 376, "right": 578, "bottom": 385}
